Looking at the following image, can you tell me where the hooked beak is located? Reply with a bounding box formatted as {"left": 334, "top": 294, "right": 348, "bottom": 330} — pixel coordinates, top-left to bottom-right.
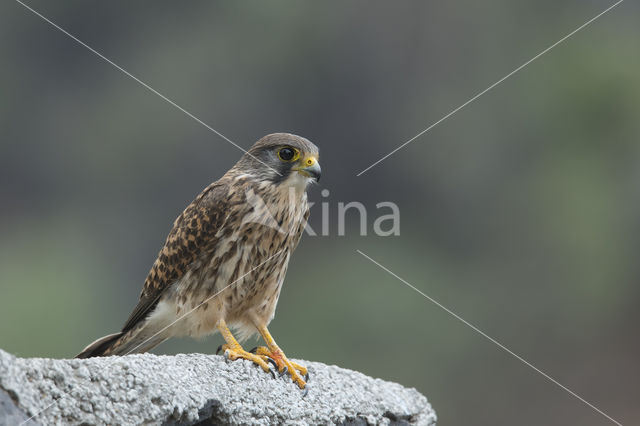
{"left": 294, "top": 156, "right": 321, "bottom": 182}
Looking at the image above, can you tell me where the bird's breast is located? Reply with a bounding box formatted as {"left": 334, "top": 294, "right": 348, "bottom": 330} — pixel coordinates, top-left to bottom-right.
{"left": 172, "top": 187, "right": 309, "bottom": 322}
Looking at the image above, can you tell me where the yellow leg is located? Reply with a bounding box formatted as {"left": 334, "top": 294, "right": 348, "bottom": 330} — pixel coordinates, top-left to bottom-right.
{"left": 216, "top": 319, "right": 272, "bottom": 374}
{"left": 254, "top": 324, "right": 308, "bottom": 389}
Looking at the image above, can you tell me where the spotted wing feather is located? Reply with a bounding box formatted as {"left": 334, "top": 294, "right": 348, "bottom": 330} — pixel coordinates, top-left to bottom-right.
{"left": 121, "top": 182, "right": 230, "bottom": 333}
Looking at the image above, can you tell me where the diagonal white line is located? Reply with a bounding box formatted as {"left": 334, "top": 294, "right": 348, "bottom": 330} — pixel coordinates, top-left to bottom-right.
{"left": 14, "top": 0, "right": 282, "bottom": 176}
{"left": 356, "top": 249, "right": 624, "bottom": 426}
{"left": 18, "top": 249, "right": 287, "bottom": 425}
{"left": 356, "top": 0, "right": 624, "bottom": 176}
{"left": 122, "top": 249, "right": 286, "bottom": 355}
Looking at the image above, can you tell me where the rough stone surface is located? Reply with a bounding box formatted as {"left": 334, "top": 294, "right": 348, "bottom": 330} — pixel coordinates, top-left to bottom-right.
{"left": 0, "top": 387, "right": 30, "bottom": 426}
{"left": 0, "top": 349, "right": 436, "bottom": 425}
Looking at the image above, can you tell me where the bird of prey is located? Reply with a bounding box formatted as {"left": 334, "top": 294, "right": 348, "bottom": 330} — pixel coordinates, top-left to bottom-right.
{"left": 76, "top": 133, "right": 321, "bottom": 389}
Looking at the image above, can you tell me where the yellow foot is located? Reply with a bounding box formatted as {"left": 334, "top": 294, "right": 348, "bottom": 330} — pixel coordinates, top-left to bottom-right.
{"left": 217, "top": 344, "right": 274, "bottom": 378}
{"left": 252, "top": 346, "right": 308, "bottom": 389}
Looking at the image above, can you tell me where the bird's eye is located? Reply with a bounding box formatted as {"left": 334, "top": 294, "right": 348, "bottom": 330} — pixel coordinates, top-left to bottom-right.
{"left": 278, "top": 147, "right": 297, "bottom": 162}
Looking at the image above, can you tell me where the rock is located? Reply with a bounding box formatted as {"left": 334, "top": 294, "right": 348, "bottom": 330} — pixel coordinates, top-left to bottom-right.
{"left": 0, "top": 349, "right": 436, "bottom": 425}
{"left": 1, "top": 387, "right": 30, "bottom": 426}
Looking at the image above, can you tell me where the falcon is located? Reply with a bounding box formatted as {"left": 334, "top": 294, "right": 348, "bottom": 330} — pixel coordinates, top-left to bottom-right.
{"left": 76, "top": 133, "right": 321, "bottom": 389}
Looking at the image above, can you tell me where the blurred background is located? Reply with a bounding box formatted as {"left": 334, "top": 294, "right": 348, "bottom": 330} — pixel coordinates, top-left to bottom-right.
{"left": 1, "top": 1, "right": 639, "bottom": 424}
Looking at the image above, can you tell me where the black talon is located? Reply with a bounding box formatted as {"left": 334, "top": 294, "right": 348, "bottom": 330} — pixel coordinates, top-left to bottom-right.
{"left": 248, "top": 347, "right": 258, "bottom": 354}
{"left": 266, "top": 357, "right": 278, "bottom": 369}
{"left": 304, "top": 372, "right": 310, "bottom": 382}
{"left": 268, "top": 367, "right": 276, "bottom": 380}
{"left": 279, "top": 365, "right": 289, "bottom": 378}
{"left": 301, "top": 387, "right": 309, "bottom": 398}
{"left": 216, "top": 345, "right": 223, "bottom": 355}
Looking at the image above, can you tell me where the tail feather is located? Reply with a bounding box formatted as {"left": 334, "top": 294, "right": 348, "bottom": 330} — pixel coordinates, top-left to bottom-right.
{"left": 76, "top": 323, "right": 170, "bottom": 358}
{"left": 75, "top": 332, "right": 124, "bottom": 358}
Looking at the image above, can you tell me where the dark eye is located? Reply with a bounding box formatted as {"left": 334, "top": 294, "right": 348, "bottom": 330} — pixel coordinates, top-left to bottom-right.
{"left": 278, "top": 147, "right": 296, "bottom": 161}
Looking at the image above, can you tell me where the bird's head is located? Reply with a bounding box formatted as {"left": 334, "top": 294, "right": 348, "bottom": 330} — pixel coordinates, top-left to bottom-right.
{"left": 234, "top": 133, "right": 321, "bottom": 188}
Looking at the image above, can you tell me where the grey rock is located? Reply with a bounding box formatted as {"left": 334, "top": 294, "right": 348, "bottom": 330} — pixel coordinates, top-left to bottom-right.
{"left": 0, "top": 386, "right": 32, "bottom": 426}
{"left": 0, "top": 349, "right": 436, "bottom": 425}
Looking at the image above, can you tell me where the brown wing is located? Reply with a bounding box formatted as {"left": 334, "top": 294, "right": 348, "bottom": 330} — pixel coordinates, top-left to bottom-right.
{"left": 121, "top": 181, "right": 231, "bottom": 333}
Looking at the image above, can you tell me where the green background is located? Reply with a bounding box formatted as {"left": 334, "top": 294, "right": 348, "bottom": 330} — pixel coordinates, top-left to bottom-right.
{"left": 1, "top": 1, "right": 638, "bottom": 425}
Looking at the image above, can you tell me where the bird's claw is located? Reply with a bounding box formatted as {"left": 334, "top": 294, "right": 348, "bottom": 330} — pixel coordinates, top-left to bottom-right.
{"left": 267, "top": 357, "right": 278, "bottom": 369}
{"left": 217, "top": 344, "right": 272, "bottom": 377}
{"left": 279, "top": 365, "right": 288, "bottom": 378}
{"left": 252, "top": 346, "right": 308, "bottom": 389}
{"left": 219, "top": 343, "right": 307, "bottom": 388}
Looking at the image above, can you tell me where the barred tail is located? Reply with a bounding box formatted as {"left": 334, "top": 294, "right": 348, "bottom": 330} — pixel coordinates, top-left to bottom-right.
{"left": 75, "top": 332, "right": 124, "bottom": 358}
{"left": 76, "top": 322, "right": 169, "bottom": 358}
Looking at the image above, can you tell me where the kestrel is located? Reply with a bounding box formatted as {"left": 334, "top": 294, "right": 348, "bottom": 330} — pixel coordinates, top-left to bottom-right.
{"left": 77, "top": 133, "right": 320, "bottom": 389}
